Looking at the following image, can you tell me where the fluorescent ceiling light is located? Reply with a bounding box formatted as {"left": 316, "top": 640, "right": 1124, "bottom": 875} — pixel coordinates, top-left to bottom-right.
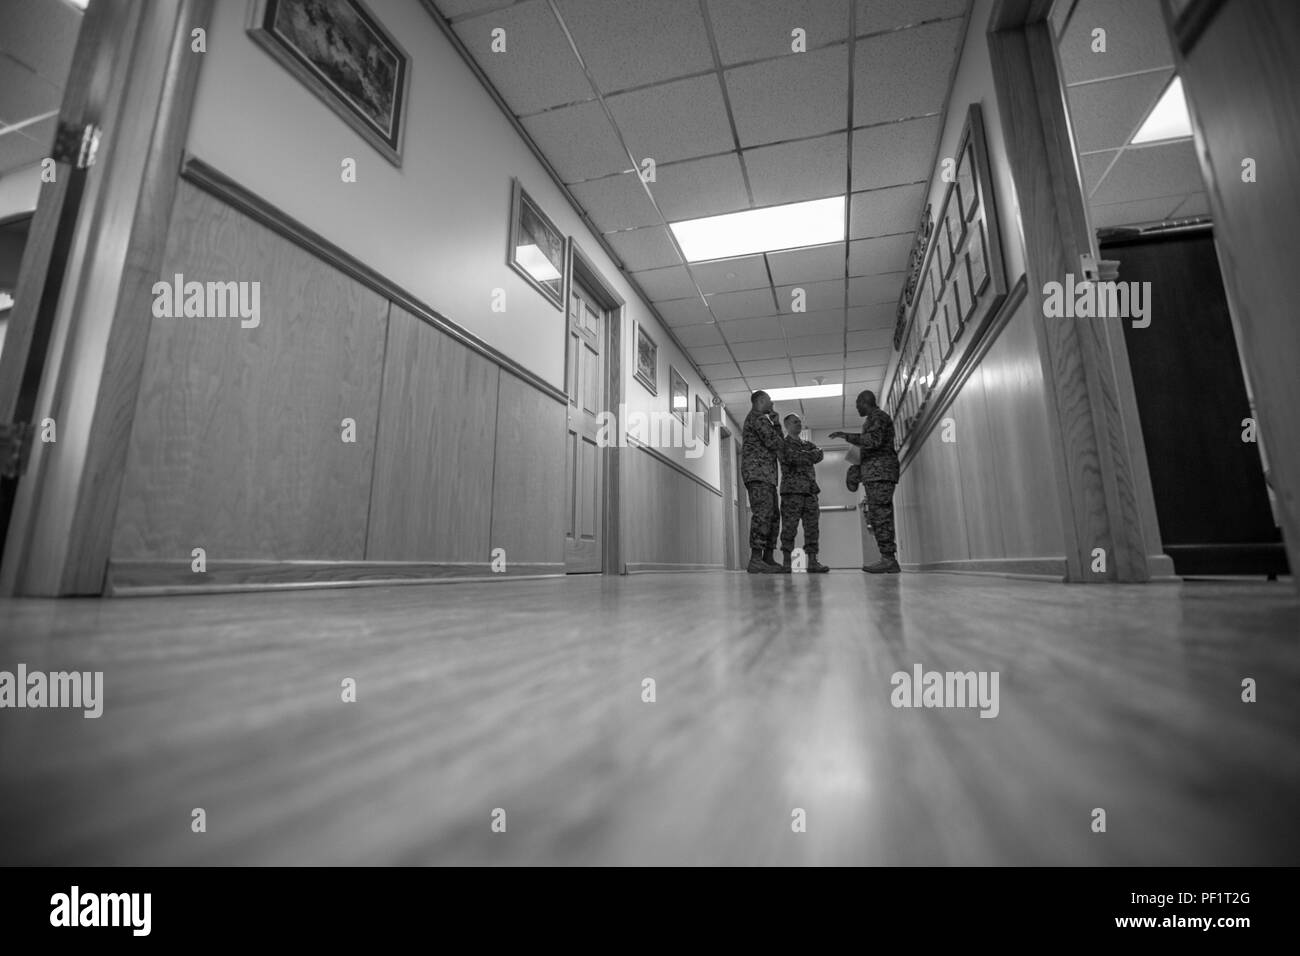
{"left": 1132, "top": 77, "right": 1192, "bottom": 144}
{"left": 764, "top": 384, "right": 843, "bottom": 401}
{"left": 670, "top": 197, "right": 845, "bottom": 262}
{"left": 0, "top": 292, "right": 14, "bottom": 311}
{"left": 515, "top": 243, "right": 561, "bottom": 282}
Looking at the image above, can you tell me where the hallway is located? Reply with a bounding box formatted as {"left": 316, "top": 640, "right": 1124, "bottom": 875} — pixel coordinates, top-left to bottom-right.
{"left": 2, "top": 573, "right": 1296, "bottom": 866}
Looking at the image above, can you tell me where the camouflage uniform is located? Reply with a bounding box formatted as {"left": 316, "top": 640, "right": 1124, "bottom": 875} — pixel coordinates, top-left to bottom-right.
{"left": 741, "top": 408, "right": 783, "bottom": 550}
{"left": 844, "top": 407, "right": 899, "bottom": 558}
{"left": 779, "top": 435, "right": 824, "bottom": 555}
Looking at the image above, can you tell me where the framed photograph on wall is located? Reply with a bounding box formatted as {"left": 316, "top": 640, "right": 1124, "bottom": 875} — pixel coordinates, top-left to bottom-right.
{"left": 957, "top": 256, "right": 976, "bottom": 323}
{"left": 694, "top": 395, "right": 710, "bottom": 446}
{"left": 968, "top": 221, "right": 989, "bottom": 296}
{"left": 959, "top": 142, "right": 979, "bottom": 221}
{"left": 945, "top": 190, "right": 966, "bottom": 255}
{"left": 936, "top": 217, "right": 951, "bottom": 280}
{"left": 634, "top": 322, "right": 658, "bottom": 394}
{"left": 669, "top": 366, "right": 689, "bottom": 425}
{"left": 248, "top": 0, "right": 409, "bottom": 166}
{"left": 508, "top": 180, "right": 566, "bottom": 309}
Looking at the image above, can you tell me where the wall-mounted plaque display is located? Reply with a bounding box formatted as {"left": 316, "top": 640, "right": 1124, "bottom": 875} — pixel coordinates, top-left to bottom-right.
{"left": 882, "top": 104, "right": 1008, "bottom": 459}
{"left": 946, "top": 191, "right": 966, "bottom": 257}
{"left": 968, "top": 221, "right": 989, "bottom": 296}
{"left": 694, "top": 394, "right": 710, "bottom": 446}
{"left": 937, "top": 216, "right": 952, "bottom": 278}
{"left": 958, "top": 142, "right": 978, "bottom": 221}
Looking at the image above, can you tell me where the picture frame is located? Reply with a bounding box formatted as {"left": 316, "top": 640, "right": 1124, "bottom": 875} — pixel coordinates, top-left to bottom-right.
{"left": 943, "top": 281, "right": 961, "bottom": 343}
{"left": 634, "top": 322, "right": 658, "bottom": 395}
{"left": 937, "top": 217, "right": 952, "bottom": 279}
{"left": 669, "top": 366, "right": 689, "bottom": 425}
{"left": 248, "top": 0, "right": 409, "bottom": 166}
{"left": 934, "top": 291, "right": 951, "bottom": 358}
{"left": 951, "top": 271, "right": 967, "bottom": 332}
{"left": 694, "top": 395, "right": 710, "bottom": 446}
{"left": 957, "top": 256, "right": 976, "bottom": 323}
{"left": 945, "top": 190, "right": 966, "bottom": 256}
{"left": 509, "top": 180, "right": 567, "bottom": 309}
{"left": 968, "top": 221, "right": 989, "bottom": 296}
{"left": 958, "top": 142, "right": 979, "bottom": 221}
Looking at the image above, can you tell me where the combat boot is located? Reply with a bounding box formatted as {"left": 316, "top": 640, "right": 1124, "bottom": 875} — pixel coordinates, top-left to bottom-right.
{"left": 778, "top": 551, "right": 793, "bottom": 573}
{"left": 760, "top": 548, "right": 783, "bottom": 572}
{"left": 748, "top": 548, "right": 780, "bottom": 574}
{"left": 862, "top": 556, "right": 901, "bottom": 574}
{"left": 807, "top": 555, "right": 830, "bottom": 573}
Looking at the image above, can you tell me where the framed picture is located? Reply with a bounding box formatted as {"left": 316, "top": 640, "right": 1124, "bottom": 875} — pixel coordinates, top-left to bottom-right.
{"left": 248, "top": 0, "right": 409, "bottom": 166}
{"left": 945, "top": 191, "right": 966, "bottom": 255}
{"left": 669, "top": 366, "right": 689, "bottom": 425}
{"left": 937, "top": 217, "right": 951, "bottom": 279}
{"left": 934, "top": 291, "right": 951, "bottom": 358}
{"left": 958, "top": 143, "right": 979, "bottom": 221}
{"left": 951, "top": 271, "right": 967, "bottom": 331}
{"left": 957, "top": 256, "right": 976, "bottom": 322}
{"left": 968, "top": 221, "right": 989, "bottom": 296}
{"left": 694, "top": 395, "right": 710, "bottom": 446}
{"left": 509, "top": 180, "right": 566, "bottom": 309}
{"left": 918, "top": 272, "right": 934, "bottom": 327}
{"left": 634, "top": 322, "right": 658, "bottom": 394}
{"left": 943, "top": 281, "right": 961, "bottom": 343}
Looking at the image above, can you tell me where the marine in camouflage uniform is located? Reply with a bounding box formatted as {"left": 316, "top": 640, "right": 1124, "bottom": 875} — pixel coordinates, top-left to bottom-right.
{"left": 777, "top": 415, "right": 828, "bottom": 572}
{"left": 833, "top": 390, "right": 900, "bottom": 573}
{"left": 741, "top": 392, "right": 784, "bottom": 573}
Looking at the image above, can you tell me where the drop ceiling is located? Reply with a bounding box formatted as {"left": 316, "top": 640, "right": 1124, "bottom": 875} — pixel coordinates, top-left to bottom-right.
{"left": 0, "top": 0, "right": 81, "bottom": 180}
{"left": 433, "top": 0, "right": 971, "bottom": 428}
{"left": 1057, "top": 0, "right": 1209, "bottom": 231}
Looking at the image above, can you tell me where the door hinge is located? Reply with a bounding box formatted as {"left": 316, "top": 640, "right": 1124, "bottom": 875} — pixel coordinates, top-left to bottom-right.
{"left": 51, "top": 121, "right": 102, "bottom": 169}
{"left": 0, "top": 422, "right": 37, "bottom": 479}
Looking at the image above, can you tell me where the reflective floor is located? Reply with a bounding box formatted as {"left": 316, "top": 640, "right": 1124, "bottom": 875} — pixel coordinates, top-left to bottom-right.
{"left": 0, "top": 573, "right": 1297, "bottom": 865}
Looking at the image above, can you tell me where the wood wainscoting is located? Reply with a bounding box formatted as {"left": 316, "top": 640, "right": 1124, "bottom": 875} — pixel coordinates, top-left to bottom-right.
{"left": 107, "top": 177, "right": 567, "bottom": 595}
{"left": 621, "top": 441, "right": 725, "bottom": 573}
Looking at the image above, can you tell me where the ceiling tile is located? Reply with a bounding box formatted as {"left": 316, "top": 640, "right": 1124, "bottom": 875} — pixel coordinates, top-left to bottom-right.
{"left": 847, "top": 328, "right": 894, "bottom": 350}
{"left": 708, "top": 288, "right": 778, "bottom": 321}
{"left": 652, "top": 152, "right": 750, "bottom": 221}
{"left": 743, "top": 133, "right": 848, "bottom": 205}
{"left": 853, "top": 19, "right": 963, "bottom": 126}
{"left": 0, "top": 115, "right": 55, "bottom": 177}
{"left": 847, "top": 346, "right": 891, "bottom": 366}
{"left": 855, "top": 0, "right": 969, "bottom": 34}
{"left": 792, "top": 353, "right": 847, "bottom": 372}
{"left": 570, "top": 172, "right": 662, "bottom": 231}
{"left": 753, "top": 372, "right": 797, "bottom": 388}
{"left": 672, "top": 323, "right": 725, "bottom": 347}
{"left": 690, "top": 344, "right": 739, "bottom": 365}
{"left": 849, "top": 183, "right": 927, "bottom": 237}
{"left": 774, "top": 278, "right": 845, "bottom": 313}
{"left": 630, "top": 265, "right": 700, "bottom": 301}
{"left": 710, "top": 377, "right": 748, "bottom": 393}
{"left": 1170, "top": 192, "right": 1210, "bottom": 217}
{"left": 846, "top": 303, "right": 896, "bottom": 330}
{"left": 1058, "top": 0, "right": 1174, "bottom": 84}
{"left": 691, "top": 255, "right": 771, "bottom": 294}
{"left": 740, "top": 358, "right": 792, "bottom": 377}
{"left": 1090, "top": 140, "right": 1203, "bottom": 205}
{"left": 521, "top": 100, "right": 629, "bottom": 182}
{"left": 1090, "top": 196, "right": 1184, "bottom": 229}
{"left": 657, "top": 296, "right": 713, "bottom": 325}
{"left": 434, "top": 0, "right": 517, "bottom": 18}
{"left": 604, "top": 225, "right": 682, "bottom": 270}
{"left": 849, "top": 271, "right": 906, "bottom": 306}
{"left": 701, "top": 360, "right": 744, "bottom": 380}
{"left": 1067, "top": 70, "right": 1172, "bottom": 153}
{"left": 607, "top": 74, "right": 735, "bottom": 165}
{"left": 0, "top": 57, "right": 62, "bottom": 125}
{"left": 851, "top": 115, "right": 942, "bottom": 190}
{"left": 788, "top": 333, "right": 848, "bottom": 355}
{"left": 766, "top": 243, "right": 846, "bottom": 285}
{"left": 729, "top": 338, "right": 790, "bottom": 360}
{"left": 726, "top": 45, "right": 849, "bottom": 147}
{"left": 0, "top": 0, "right": 80, "bottom": 86}
{"left": 720, "top": 315, "right": 784, "bottom": 341}
{"left": 781, "top": 308, "right": 846, "bottom": 336}
{"left": 707, "top": 0, "right": 850, "bottom": 65}
{"left": 554, "top": 0, "right": 715, "bottom": 91}
{"left": 1080, "top": 150, "right": 1118, "bottom": 194}
{"left": 848, "top": 233, "right": 913, "bottom": 275}
{"left": 453, "top": 2, "right": 595, "bottom": 115}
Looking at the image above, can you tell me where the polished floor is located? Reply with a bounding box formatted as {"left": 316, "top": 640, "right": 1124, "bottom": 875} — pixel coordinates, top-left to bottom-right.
{"left": 0, "top": 572, "right": 1297, "bottom": 865}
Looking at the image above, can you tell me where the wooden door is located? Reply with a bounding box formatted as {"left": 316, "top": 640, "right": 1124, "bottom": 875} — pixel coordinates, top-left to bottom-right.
{"left": 564, "top": 281, "right": 604, "bottom": 572}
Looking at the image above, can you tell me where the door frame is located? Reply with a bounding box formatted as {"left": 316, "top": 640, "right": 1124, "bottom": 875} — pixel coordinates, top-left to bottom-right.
{"left": 719, "top": 425, "right": 735, "bottom": 569}
{"left": 986, "top": 0, "right": 1172, "bottom": 582}
{"left": 566, "top": 239, "right": 622, "bottom": 575}
{"left": 0, "top": 0, "right": 214, "bottom": 596}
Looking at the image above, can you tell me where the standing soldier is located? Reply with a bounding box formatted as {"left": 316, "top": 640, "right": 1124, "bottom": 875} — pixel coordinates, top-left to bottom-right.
{"left": 741, "top": 390, "right": 784, "bottom": 573}
{"left": 778, "top": 414, "right": 829, "bottom": 573}
{"left": 830, "top": 390, "right": 900, "bottom": 573}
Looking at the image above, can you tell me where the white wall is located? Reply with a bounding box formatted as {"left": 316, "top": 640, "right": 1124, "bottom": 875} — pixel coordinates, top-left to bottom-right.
{"left": 187, "top": 0, "right": 719, "bottom": 487}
